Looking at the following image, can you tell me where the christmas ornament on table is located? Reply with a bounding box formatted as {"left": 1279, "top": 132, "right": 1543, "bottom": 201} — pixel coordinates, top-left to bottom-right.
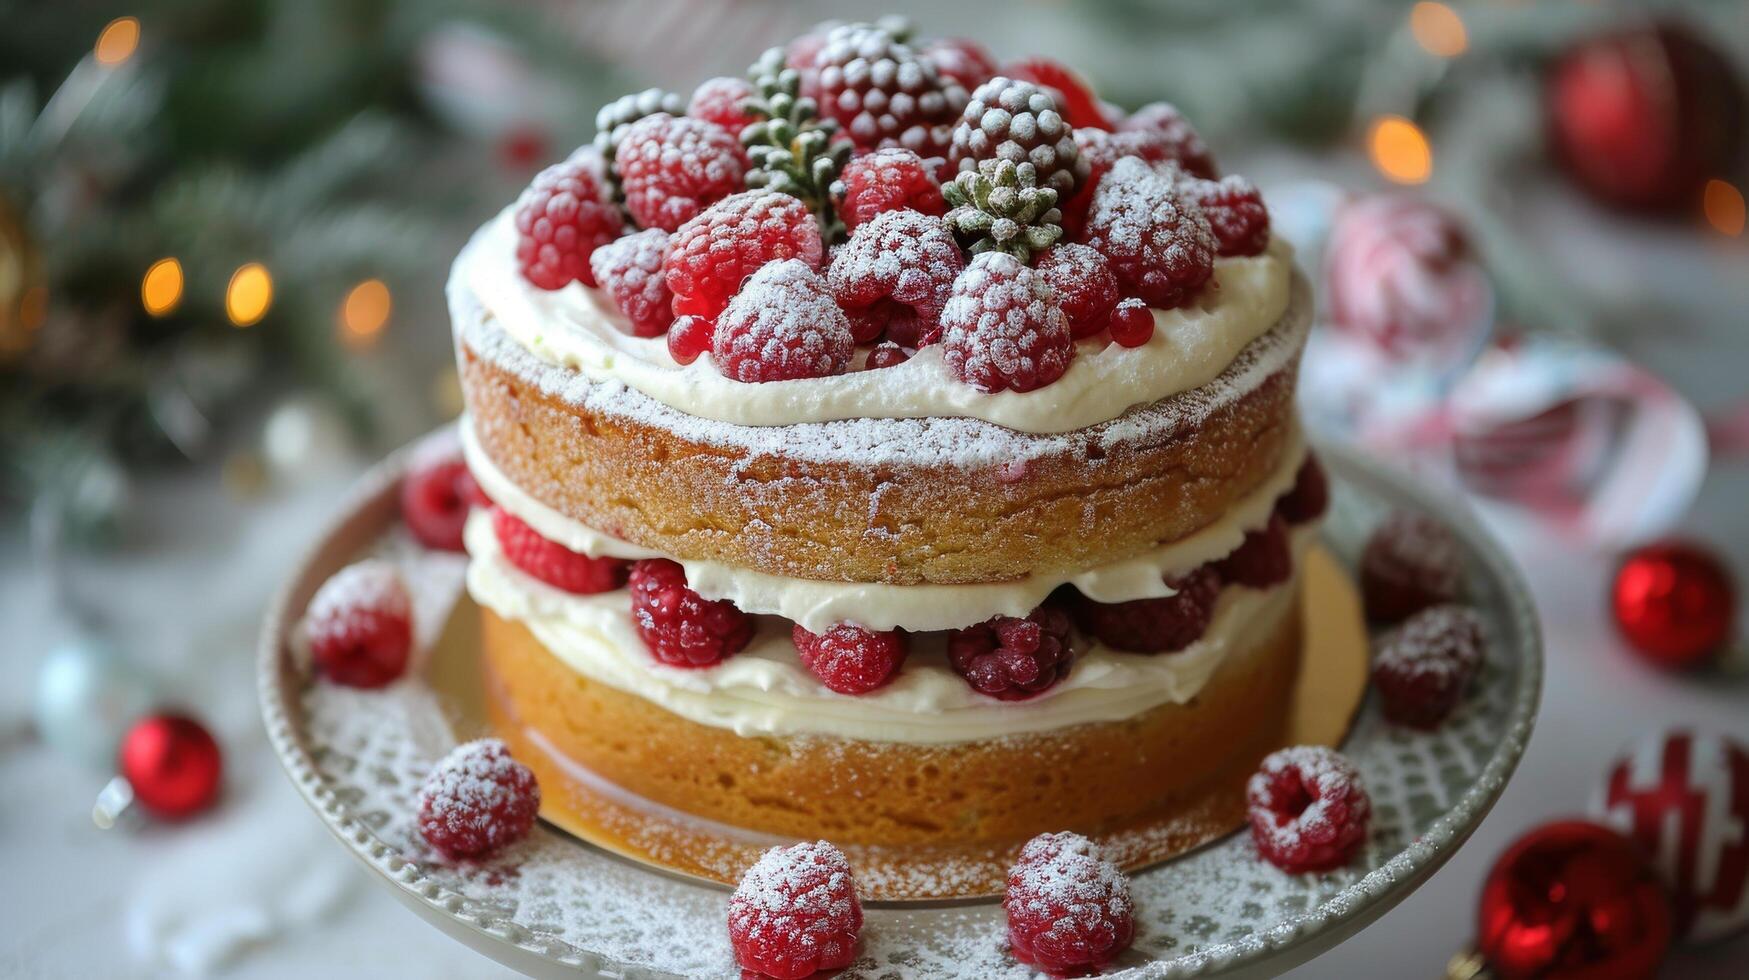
{"left": 34, "top": 638, "right": 157, "bottom": 771}
{"left": 1609, "top": 541, "right": 1737, "bottom": 671}
{"left": 94, "top": 713, "right": 224, "bottom": 827}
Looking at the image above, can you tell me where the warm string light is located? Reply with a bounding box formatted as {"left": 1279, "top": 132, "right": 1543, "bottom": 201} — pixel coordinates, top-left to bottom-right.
{"left": 1367, "top": 115, "right": 1433, "bottom": 184}
{"left": 1409, "top": 2, "right": 1468, "bottom": 58}
{"left": 225, "top": 263, "right": 273, "bottom": 327}
{"left": 95, "top": 17, "right": 141, "bottom": 67}
{"left": 338, "top": 279, "right": 392, "bottom": 349}
{"left": 1703, "top": 179, "right": 1745, "bottom": 238}
{"left": 141, "top": 258, "right": 183, "bottom": 316}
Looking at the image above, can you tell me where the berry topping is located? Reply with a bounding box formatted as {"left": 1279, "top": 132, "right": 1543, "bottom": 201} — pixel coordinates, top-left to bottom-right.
{"left": 1120, "top": 101, "right": 1217, "bottom": 178}
{"left": 614, "top": 113, "right": 748, "bottom": 233}
{"left": 1360, "top": 510, "right": 1463, "bottom": 623}
{"left": 1004, "top": 832, "right": 1135, "bottom": 974}
{"left": 828, "top": 208, "right": 963, "bottom": 347}
{"left": 593, "top": 88, "right": 685, "bottom": 200}
{"left": 1217, "top": 513, "right": 1294, "bottom": 589}
{"left": 1176, "top": 172, "right": 1270, "bottom": 257}
{"left": 588, "top": 228, "right": 675, "bottom": 338}
{"left": 491, "top": 507, "right": 630, "bottom": 595}
{"left": 1247, "top": 745, "right": 1371, "bottom": 873}
{"left": 1108, "top": 297, "right": 1155, "bottom": 347}
{"left": 1372, "top": 604, "right": 1486, "bottom": 729}
{"left": 666, "top": 314, "right": 712, "bottom": 365}
{"left": 728, "top": 841, "right": 862, "bottom": 980}
{"left": 943, "top": 158, "right": 1064, "bottom": 262}
{"left": 865, "top": 342, "right": 910, "bottom": 369}
{"left": 811, "top": 23, "right": 966, "bottom": 158}
{"left": 948, "top": 605, "right": 1076, "bottom": 700}
{"left": 1077, "top": 564, "right": 1224, "bottom": 654}
{"left": 1035, "top": 243, "right": 1119, "bottom": 338}
{"left": 1083, "top": 156, "right": 1216, "bottom": 309}
{"left": 792, "top": 624, "right": 908, "bottom": 695}
{"left": 940, "top": 251, "right": 1075, "bottom": 393}
{"left": 687, "top": 75, "right": 758, "bottom": 134}
{"left": 921, "top": 37, "right": 998, "bottom": 90}
{"left": 1276, "top": 454, "right": 1330, "bottom": 525}
{"left": 628, "top": 558, "right": 753, "bottom": 667}
{"left": 416, "top": 738, "right": 540, "bottom": 860}
{"left": 713, "top": 259, "right": 854, "bottom": 382}
{"left": 513, "top": 152, "right": 624, "bottom": 290}
{"left": 948, "top": 76, "right": 1088, "bottom": 199}
{"left": 304, "top": 560, "right": 413, "bottom": 688}
{"left": 831, "top": 146, "right": 947, "bottom": 231}
{"left": 1062, "top": 127, "right": 1181, "bottom": 238}
{"left": 665, "top": 191, "right": 824, "bottom": 320}
{"left": 1002, "top": 57, "right": 1114, "bottom": 131}
{"left": 401, "top": 453, "right": 483, "bottom": 552}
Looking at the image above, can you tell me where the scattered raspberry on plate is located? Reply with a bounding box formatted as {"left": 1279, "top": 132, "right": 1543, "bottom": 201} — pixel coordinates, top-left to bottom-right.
{"left": 303, "top": 559, "right": 413, "bottom": 689}
{"left": 1004, "top": 831, "right": 1135, "bottom": 974}
{"left": 401, "top": 452, "right": 484, "bottom": 552}
{"left": 728, "top": 841, "right": 862, "bottom": 979}
{"left": 628, "top": 558, "right": 753, "bottom": 667}
{"left": 1360, "top": 510, "right": 1463, "bottom": 622}
{"left": 416, "top": 738, "right": 540, "bottom": 860}
{"left": 491, "top": 507, "right": 629, "bottom": 595}
{"left": 1247, "top": 745, "right": 1371, "bottom": 873}
{"left": 948, "top": 606, "right": 1076, "bottom": 700}
{"left": 1372, "top": 604, "right": 1486, "bottom": 728}
{"left": 792, "top": 624, "right": 908, "bottom": 695}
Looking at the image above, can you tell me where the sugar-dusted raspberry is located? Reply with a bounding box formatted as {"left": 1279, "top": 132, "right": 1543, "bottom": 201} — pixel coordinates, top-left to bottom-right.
{"left": 628, "top": 558, "right": 753, "bottom": 667}
{"left": 1062, "top": 127, "right": 1178, "bottom": 238}
{"left": 1035, "top": 243, "right": 1119, "bottom": 338}
{"left": 1004, "top": 831, "right": 1135, "bottom": 974}
{"left": 614, "top": 113, "right": 748, "bottom": 233}
{"left": 939, "top": 251, "right": 1074, "bottom": 393}
{"left": 792, "top": 623, "right": 908, "bottom": 695}
{"left": 401, "top": 452, "right": 482, "bottom": 552}
{"left": 1247, "top": 745, "right": 1371, "bottom": 873}
{"left": 588, "top": 227, "right": 675, "bottom": 338}
{"left": 667, "top": 315, "right": 712, "bottom": 364}
{"left": 1176, "top": 172, "right": 1270, "bottom": 257}
{"left": 728, "top": 841, "right": 862, "bottom": 979}
{"left": 304, "top": 559, "right": 413, "bottom": 689}
{"left": 713, "top": 259, "right": 854, "bottom": 383}
{"left": 1108, "top": 297, "right": 1155, "bottom": 347}
{"left": 948, "top": 605, "right": 1076, "bottom": 700}
{"left": 948, "top": 76, "right": 1088, "bottom": 199}
{"left": 1360, "top": 510, "right": 1463, "bottom": 623}
{"left": 514, "top": 151, "right": 624, "bottom": 290}
{"left": 1276, "top": 453, "right": 1330, "bottom": 525}
{"left": 1218, "top": 513, "right": 1294, "bottom": 589}
{"left": 1083, "top": 156, "right": 1216, "bottom": 308}
{"left": 811, "top": 23, "right": 966, "bottom": 158}
{"left": 687, "top": 75, "right": 758, "bottom": 134}
{"left": 416, "top": 738, "right": 540, "bottom": 860}
{"left": 921, "top": 37, "right": 998, "bottom": 90}
{"left": 828, "top": 208, "right": 963, "bottom": 347}
{"left": 665, "top": 191, "right": 824, "bottom": 320}
{"left": 1120, "top": 101, "right": 1217, "bottom": 178}
{"left": 1077, "top": 564, "right": 1223, "bottom": 654}
{"left": 865, "top": 342, "right": 910, "bottom": 369}
{"left": 491, "top": 507, "right": 629, "bottom": 595}
{"left": 1002, "top": 57, "right": 1115, "bottom": 131}
{"left": 831, "top": 147, "right": 947, "bottom": 231}
{"left": 1373, "top": 604, "right": 1486, "bottom": 729}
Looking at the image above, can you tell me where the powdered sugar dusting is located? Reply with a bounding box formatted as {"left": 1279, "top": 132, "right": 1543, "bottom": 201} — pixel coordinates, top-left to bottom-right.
{"left": 712, "top": 259, "right": 853, "bottom": 383}
{"left": 1375, "top": 604, "right": 1486, "bottom": 681}
{"left": 728, "top": 841, "right": 861, "bottom": 975}
{"left": 305, "top": 559, "right": 410, "bottom": 631}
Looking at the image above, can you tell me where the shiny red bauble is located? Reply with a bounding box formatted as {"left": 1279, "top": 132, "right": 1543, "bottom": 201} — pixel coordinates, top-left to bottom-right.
{"left": 118, "top": 714, "right": 223, "bottom": 819}
{"left": 1610, "top": 541, "right": 1736, "bottom": 670}
{"left": 1477, "top": 820, "right": 1672, "bottom": 980}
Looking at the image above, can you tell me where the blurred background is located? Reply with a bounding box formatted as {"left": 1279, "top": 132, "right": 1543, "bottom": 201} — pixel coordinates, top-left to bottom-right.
{"left": 2, "top": 0, "right": 1745, "bottom": 976}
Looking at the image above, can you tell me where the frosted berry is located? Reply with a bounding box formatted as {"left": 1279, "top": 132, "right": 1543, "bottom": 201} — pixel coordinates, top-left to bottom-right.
{"left": 416, "top": 739, "right": 540, "bottom": 860}
{"left": 921, "top": 37, "right": 998, "bottom": 90}
{"left": 1120, "top": 101, "right": 1216, "bottom": 178}
{"left": 614, "top": 113, "right": 748, "bottom": 232}
{"left": 1360, "top": 510, "right": 1463, "bottom": 623}
{"left": 304, "top": 559, "right": 413, "bottom": 689}
{"left": 811, "top": 23, "right": 966, "bottom": 158}
{"left": 1108, "top": 297, "right": 1155, "bottom": 347}
{"left": 828, "top": 208, "right": 963, "bottom": 348}
{"left": 401, "top": 453, "right": 482, "bottom": 552}
{"left": 865, "top": 342, "right": 910, "bottom": 369}
{"left": 1373, "top": 604, "right": 1486, "bottom": 729}
{"left": 831, "top": 147, "right": 946, "bottom": 231}
{"left": 1035, "top": 243, "right": 1119, "bottom": 338}
{"left": 1217, "top": 513, "right": 1293, "bottom": 589}
{"left": 514, "top": 151, "right": 624, "bottom": 290}
{"left": 665, "top": 191, "right": 824, "bottom": 320}
{"left": 713, "top": 259, "right": 854, "bottom": 383}
{"left": 948, "top": 605, "right": 1076, "bottom": 700}
{"left": 1002, "top": 57, "right": 1114, "bottom": 131}
{"left": 667, "top": 315, "right": 712, "bottom": 365}
{"left": 792, "top": 624, "right": 908, "bottom": 695}
{"left": 628, "top": 558, "right": 753, "bottom": 667}
{"left": 939, "top": 251, "right": 1074, "bottom": 393}
{"left": 1276, "top": 454, "right": 1329, "bottom": 525}
{"left": 1247, "top": 745, "right": 1370, "bottom": 873}
{"left": 728, "top": 841, "right": 862, "bottom": 979}
{"left": 948, "top": 76, "right": 1087, "bottom": 199}
{"left": 1077, "top": 564, "right": 1223, "bottom": 654}
{"left": 1063, "top": 127, "right": 1180, "bottom": 238}
{"left": 491, "top": 507, "right": 629, "bottom": 595}
{"left": 1004, "top": 832, "right": 1135, "bottom": 974}
{"left": 1084, "top": 157, "right": 1216, "bottom": 309}
{"left": 1177, "top": 172, "right": 1270, "bottom": 257}
{"left": 588, "top": 227, "right": 675, "bottom": 337}
{"left": 688, "top": 75, "right": 758, "bottom": 134}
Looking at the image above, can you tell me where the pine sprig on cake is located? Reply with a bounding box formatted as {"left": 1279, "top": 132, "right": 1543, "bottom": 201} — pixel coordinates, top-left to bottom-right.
{"left": 943, "top": 158, "right": 1063, "bottom": 262}
{"left": 741, "top": 47, "right": 853, "bottom": 239}
{"left": 592, "top": 88, "right": 684, "bottom": 202}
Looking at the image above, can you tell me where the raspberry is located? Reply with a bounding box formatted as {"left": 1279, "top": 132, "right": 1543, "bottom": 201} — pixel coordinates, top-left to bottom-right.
{"left": 1004, "top": 832, "right": 1135, "bottom": 974}
{"left": 588, "top": 228, "right": 675, "bottom": 337}
{"left": 921, "top": 37, "right": 998, "bottom": 90}
{"left": 792, "top": 624, "right": 908, "bottom": 694}
{"left": 304, "top": 559, "right": 413, "bottom": 689}
{"left": 628, "top": 558, "right": 753, "bottom": 667}
{"left": 1120, "top": 101, "right": 1217, "bottom": 178}
{"left": 939, "top": 252, "right": 1074, "bottom": 393}
{"left": 513, "top": 151, "right": 624, "bottom": 290}
{"left": 1372, "top": 604, "right": 1487, "bottom": 729}
{"left": 1217, "top": 513, "right": 1293, "bottom": 589}
{"left": 491, "top": 507, "right": 629, "bottom": 595}
{"left": 1108, "top": 297, "right": 1155, "bottom": 347}
{"left": 828, "top": 208, "right": 963, "bottom": 347}
{"left": 667, "top": 314, "right": 712, "bottom": 364}
{"left": 812, "top": 23, "right": 966, "bottom": 158}
{"left": 614, "top": 113, "right": 748, "bottom": 233}
{"left": 416, "top": 739, "right": 540, "bottom": 860}
{"left": 688, "top": 75, "right": 757, "bottom": 134}
{"left": 665, "top": 191, "right": 824, "bottom": 320}
{"left": 1360, "top": 510, "right": 1463, "bottom": 623}
{"left": 728, "top": 841, "right": 862, "bottom": 979}
{"left": 1083, "top": 156, "right": 1216, "bottom": 308}
{"left": 1062, "top": 127, "right": 1178, "bottom": 238}
{"left": 831, "top": 147, "right": 946, "bottom": 231}
{"left": 865, "top": 342, "right": 910, "bottom": 369}
{"left": 713, "top": 259, "right": 854, "bottom": 383}
{"left": 947, "top": 605, "right": 1075, "bottom": 700}
{"left": 1077, "top": 564, "right": 1223, "bottom": 653}
{"left": 1247, "top": 745, "right": 1371, "bottom": 873}
{"left": 1276, "top": 454, "right": 1330, "bottom": 525}
{"left": 1176, "top": 172, "right": 1270, "bottom": 257}
{"left": 401, "top": 453, "right": 482, "bottom": 552}
{"left": 1035, "top": 243, "right": 1119, "bottom": 338}
{"left": 948, "top": 76, "right": 1087, "bottom": 199}
{"left": 1002, "top": 57, "right": 1114, "bottom": 131}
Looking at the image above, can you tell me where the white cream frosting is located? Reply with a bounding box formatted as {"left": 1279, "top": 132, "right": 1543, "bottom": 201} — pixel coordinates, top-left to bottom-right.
{"left": 458, "top": 208, "right": 1294, "bottom": 434}
{"left": 461, "top": 417, "right": 1307, "bottom": 632}
{"left": 466, "top": 511, "right": 1313, "bottom": 744}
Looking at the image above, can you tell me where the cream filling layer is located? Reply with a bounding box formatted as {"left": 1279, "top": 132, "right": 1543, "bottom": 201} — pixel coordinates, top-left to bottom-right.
{"left": 459, "top": 208, "right": 1294, "bottom": 434}
{"left": 461, "top": 417, "right": 1307, "bottom": 632}
{"left": 465, "top": 512, "right": 1313, "bottom": 744}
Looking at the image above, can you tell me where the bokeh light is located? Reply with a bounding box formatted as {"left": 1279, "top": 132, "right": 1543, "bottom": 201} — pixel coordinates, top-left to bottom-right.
{"left": 338, "top": 279, "right": 392, "bottom": 348}
{"left": 1703, "top": 180, "right": 1745, "bottom": 238}
{"left": 1410, "top": 3, "right": 1468, "bottom": 59}
{"left": 1368, "top": 116, "right": 1433, "bottom": 184}
{"left": 95, "top": 17, "right": 141, "bottom": 66}
{"left": 225, "top": 263, "right": 273, "bottom": 327}
{"left": 141, "top": 258, "right": 183, "bottom": 316}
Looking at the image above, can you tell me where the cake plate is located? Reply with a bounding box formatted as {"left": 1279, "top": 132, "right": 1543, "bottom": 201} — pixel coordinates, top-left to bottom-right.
{"left": 259, "top": 437, "right": 1541, "bottom": 979}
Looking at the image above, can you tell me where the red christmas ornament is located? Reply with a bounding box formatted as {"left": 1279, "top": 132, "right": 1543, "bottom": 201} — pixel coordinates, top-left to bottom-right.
{"left": 1546, "top": 23, "right": 1746, "bottom": 213}
{"left": 1610, "top": 541, "right": 1736, "bottom": 670}
{"left": 1477, "top": 820, "right": 1672, "bottom": 979}
{"left": 118, "top": 714, "right": 223, "bottom": 819}
{"left": 1593, "top": 730, "right": 1749, "bottom": 942}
